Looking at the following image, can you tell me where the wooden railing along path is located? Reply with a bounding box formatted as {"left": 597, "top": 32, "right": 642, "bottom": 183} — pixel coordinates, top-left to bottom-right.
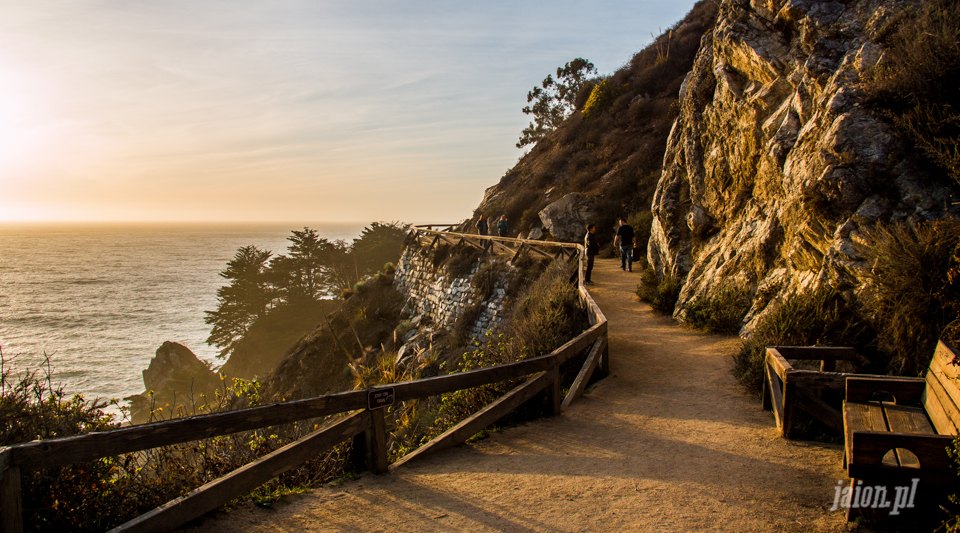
{"left": 0, "top": 225, "right": 608, "bottom": 533}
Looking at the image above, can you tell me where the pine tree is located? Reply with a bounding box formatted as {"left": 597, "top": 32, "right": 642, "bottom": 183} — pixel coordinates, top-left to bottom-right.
{"left": 204, "top": 245, "right": 274, "bottom": 358}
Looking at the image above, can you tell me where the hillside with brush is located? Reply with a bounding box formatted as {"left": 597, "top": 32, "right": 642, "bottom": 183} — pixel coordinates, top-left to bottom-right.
{"left": 468, "top": 0, "right": 721, "bottom": 248}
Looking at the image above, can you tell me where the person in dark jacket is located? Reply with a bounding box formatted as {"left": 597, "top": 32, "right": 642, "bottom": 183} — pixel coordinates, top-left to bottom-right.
{"left": 584, "top": 224, "right": 599, "bottom": 285}
{"left": 476, "top": 215, "right": 488, "bottom": 236}
{"left": 497, "top": 215, "right": 509, "bottom": 237}
{"left": 613, "top": 217, "right": 637, "bottom": 272}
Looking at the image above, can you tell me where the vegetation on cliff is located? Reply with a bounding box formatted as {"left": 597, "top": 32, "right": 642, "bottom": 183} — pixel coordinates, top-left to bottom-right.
{"left": 862, "top": 0, "right": 960, "bottom": 185}
{"left": 205, "top": 222, "right": 408, "bottom": 379}
{"left": 472, "top": 0, "right": 720, "bottom": 247}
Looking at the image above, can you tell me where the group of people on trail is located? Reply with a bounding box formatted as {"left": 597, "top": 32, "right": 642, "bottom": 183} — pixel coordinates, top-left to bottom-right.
{"left": 476, "top": 214, "right": 509, "bottom": 237}
{"left": 475, "top": 213, "right": 637, "bottom": 287}
{"left": 584, "top": 218, "right": 636, "bottom": 285}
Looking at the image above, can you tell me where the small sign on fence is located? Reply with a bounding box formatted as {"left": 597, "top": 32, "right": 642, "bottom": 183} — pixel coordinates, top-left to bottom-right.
{"left": 368, "top": 387, "right": 395, "bottom": 410}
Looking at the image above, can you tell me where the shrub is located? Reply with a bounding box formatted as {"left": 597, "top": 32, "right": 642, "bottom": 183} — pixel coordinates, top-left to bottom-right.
{"left": 582, "top": 79, "right": 622, "bottom": 119}
{"left": 627, "top": 210, "right": 654, "bottom": 257}
{"left": 427, "top": 260, "right": 587, "bottom": 439}
{"left": 733, "top": 287, "right": 876, "bottom": 397}
{"left": 862, "top": 0, "right": 960, "bottom": 184}
{"left": 471, "top": 259, "right": 507, "bottom": 300}
{"left": 637, "top": 270, "right": 681, "bottom": 314}
{"left": 684, "top": 282, "right": 753, "bottom": 334}
{"left": 502, "top": 261, "right": 586, "bottom": 360}
{"left": 0, "top": 357, "right": 353, "bottom": 532}
{"left": 858, "top": 221, "right": 960, "bottom": 375}
{"left": 430, "top": 243, "right": 452, "bottom": 270}
{"left": 443, "top": 244, "right": 483, "bottom": 279}
{"left": 451, "top": 302, "right": 484, "bottom": 346}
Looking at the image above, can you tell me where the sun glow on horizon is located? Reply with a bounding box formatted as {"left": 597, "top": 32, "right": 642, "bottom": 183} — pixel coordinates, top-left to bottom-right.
{"left": 0, "top": 0, "right": 696, "bottom": 224}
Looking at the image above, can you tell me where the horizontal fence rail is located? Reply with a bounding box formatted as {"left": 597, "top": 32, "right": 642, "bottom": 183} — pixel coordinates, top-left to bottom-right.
{"left": 0, "top": 226, "right": 608, "bottom": 533}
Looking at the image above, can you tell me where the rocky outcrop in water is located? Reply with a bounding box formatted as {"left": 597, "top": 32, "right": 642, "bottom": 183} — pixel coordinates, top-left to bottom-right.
{"left": 127, "top": 341, "right": 221, "bottom": 424}
{"left": 648, "top": 0, "right": 960, "bottom": 331}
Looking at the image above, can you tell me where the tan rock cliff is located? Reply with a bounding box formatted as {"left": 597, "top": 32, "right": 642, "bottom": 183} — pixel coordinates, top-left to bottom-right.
{"left": 648, "top": 0, "right": 959, "bottom": 331}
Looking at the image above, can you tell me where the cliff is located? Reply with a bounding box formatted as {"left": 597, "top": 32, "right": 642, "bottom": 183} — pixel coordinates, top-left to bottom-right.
{"left": 647, "top": 0, "right": 959, "bottom": 331}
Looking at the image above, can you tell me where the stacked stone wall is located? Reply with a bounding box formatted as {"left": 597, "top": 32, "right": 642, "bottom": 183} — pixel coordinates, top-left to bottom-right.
{"left": 394, "top": 245, "right": 511, "bottom": 341}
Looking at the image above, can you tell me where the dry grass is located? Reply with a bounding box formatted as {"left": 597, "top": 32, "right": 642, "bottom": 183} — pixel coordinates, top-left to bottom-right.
{"left": 862, "top": 0, "right": 960, "bottom": 184}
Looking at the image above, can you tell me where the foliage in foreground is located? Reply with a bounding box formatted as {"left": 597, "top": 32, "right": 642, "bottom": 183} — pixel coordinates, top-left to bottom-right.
{"left": 1, "top": 359, "right": 351, "bottom": 532}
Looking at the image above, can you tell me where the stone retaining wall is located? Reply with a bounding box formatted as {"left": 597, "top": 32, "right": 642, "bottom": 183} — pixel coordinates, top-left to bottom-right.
{"left": 394, "top": 245, "right": 512, "bottom": 341}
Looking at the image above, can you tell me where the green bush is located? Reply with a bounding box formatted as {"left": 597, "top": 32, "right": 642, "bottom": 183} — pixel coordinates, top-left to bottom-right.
{"left": 582, "top": 79, "right": 621, "bottom": 118}
{"left": 637, "top": 270, "right": 681, "bottom": 314}
{"left": 684, "top": 282, "right": 753, "bottom": 334}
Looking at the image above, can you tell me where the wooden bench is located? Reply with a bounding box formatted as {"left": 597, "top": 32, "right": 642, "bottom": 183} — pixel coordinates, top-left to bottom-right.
{"left": 842, "top": 340, "right": 960, "bottom": 520}
{"left": 763, "top": 346, "right": 861, "bottom": 438}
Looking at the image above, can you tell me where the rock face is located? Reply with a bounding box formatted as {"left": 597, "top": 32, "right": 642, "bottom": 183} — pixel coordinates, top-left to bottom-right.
{"left": 648, "top": 0, "right": 959, "bottom": 331}
{"left": 394, "top": 246, "right": 511, "bottom": 341}
{"left": 538, "top": 193, "right": 602, "bottom": 243}
{"left": 127, "top": 341, "right": 221, "bottom": 424}
{"left": 142, "top": 341, "right": 218, "bottom": 393}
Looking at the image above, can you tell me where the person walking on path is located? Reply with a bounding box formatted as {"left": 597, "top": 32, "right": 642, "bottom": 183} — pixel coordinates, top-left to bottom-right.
{"left": 584, "top": 224, "right": 599, "bottom": 285}
{"left": 476, "top": 215, "right": 488, "bottom": 236}
{"left": 497, "top": 215, "right": 509, "bottom": 238}
{"left": 613, "top": 218, "right": 637, "bottom": 272}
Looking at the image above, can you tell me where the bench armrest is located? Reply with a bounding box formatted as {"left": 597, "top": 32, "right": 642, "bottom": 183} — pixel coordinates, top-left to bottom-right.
{"left": 846, "top": 376, "right": 925, "bottom": 405}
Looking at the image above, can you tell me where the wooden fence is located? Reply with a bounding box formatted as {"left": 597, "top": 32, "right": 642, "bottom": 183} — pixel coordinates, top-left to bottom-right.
{"left": 0, "top": 227, "right": 607, "bottom": 533}
{"left": 409, "top": 225, "right": 583, "bottom": 264}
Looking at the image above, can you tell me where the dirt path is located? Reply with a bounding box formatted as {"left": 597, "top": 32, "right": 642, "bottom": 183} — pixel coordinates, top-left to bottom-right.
{"left": 189, "top": 259, "right": 848, "bottom": 532}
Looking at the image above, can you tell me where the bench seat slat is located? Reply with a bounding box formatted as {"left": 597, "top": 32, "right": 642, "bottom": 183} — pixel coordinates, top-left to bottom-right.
{"left": 882, "top": 402, "right": 935, "bottom": 435}
{"left": 881, "top": 402, "right": 936, "bottom": 468}
{"left": 844, "top": 401, "right": 890, "bottom": 466}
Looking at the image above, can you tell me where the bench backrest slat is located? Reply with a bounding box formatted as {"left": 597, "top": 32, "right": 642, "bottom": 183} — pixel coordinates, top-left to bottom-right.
{"left": 922, "top": 340, "right": 960, "bottom": 436}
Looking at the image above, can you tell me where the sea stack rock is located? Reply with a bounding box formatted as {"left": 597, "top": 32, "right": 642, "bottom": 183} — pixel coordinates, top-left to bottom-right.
{"left": 127, "top": 341, "right": 221, "bottom": 424}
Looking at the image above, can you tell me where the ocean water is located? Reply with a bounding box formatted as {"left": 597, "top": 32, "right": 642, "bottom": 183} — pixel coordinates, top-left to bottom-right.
{"left": 0, "top": 222, "right": 365, "bottom": 413}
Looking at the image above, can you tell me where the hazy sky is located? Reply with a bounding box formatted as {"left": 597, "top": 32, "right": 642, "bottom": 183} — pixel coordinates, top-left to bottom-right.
{"left": 0, "top": 0, "right": 696, "bottom": 223}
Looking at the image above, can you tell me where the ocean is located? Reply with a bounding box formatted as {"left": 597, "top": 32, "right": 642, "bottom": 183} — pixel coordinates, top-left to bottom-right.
{"left": 0, "top": 222, "right": 366, "bottom": 416}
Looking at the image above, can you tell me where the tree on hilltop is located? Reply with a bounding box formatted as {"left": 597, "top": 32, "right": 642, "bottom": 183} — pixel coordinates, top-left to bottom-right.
{"left": 517, "top": 58, "right": 597, "bottom": 148}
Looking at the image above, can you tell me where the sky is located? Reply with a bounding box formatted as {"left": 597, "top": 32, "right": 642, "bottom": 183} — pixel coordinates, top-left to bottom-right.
{"left": 0, "top": 0, "right": 697, "bottom": 224}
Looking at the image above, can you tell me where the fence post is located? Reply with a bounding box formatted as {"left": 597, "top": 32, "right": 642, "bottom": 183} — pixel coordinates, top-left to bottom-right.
{"left": 366, "top": 409, "right": 390, "bottom": 474}
{"left": 1, "top": 449, "right": 23, "bottom": 533}
{"left": 350, "top": 408, "right": 389, "bottom": 474}
{"left": 546, "top": 358, "right": 562, "bottom": 417}
{"left": 597, "top": 342, "right": 610, "bottom": 379}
